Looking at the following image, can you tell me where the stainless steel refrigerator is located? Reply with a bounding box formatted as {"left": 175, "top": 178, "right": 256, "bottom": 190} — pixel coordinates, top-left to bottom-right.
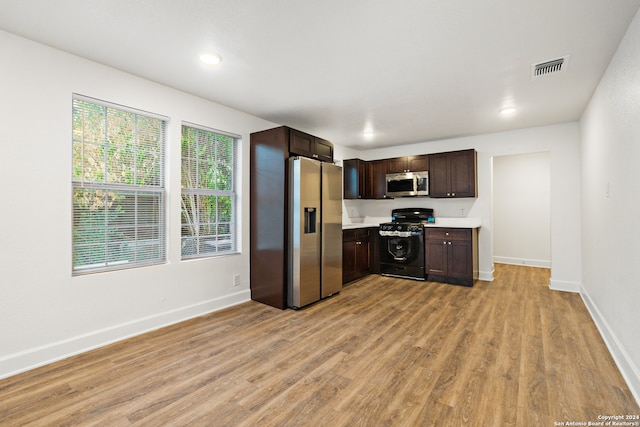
{"left": 288, "top": 156, "right": 343, "bottom": 309}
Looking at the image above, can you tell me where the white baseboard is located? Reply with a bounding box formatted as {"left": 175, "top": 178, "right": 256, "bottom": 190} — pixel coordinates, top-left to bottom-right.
{"left": 478, "top": 268, "right": 494, "bottom": 282}
{"left": 0, "top": 290, "right": 251, "bottom": 380}
{"left": 493, "top": 256, "right": 551, "bottom": 269}
{"left": 549, "top": 278, "right": 581, "bottom": 293}
{"left": 580, "top": 286, "right": 640, "bottom": 407}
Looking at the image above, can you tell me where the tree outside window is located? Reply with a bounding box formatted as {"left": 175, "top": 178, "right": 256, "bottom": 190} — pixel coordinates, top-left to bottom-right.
{"left": 72, "top": 96, "right": 166, "bottom": 274}
{"left": 181, "top": 124, "right": 238, "bottom": 259}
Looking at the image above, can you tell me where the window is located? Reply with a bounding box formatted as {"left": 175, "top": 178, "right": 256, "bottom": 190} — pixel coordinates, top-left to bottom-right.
{"left": 181, "top": 123, "right": 238, "bottom": 259}
{"left": 72, "top": 96, "right": 167, "bottom": 274}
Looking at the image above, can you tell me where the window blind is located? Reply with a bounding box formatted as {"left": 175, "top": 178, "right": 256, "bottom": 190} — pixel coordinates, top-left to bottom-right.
{"left": 72, "top": 96, "right": 167, "bottom": 274}
{"left": 180, "top": 123, "right": 238, "bottom": 259}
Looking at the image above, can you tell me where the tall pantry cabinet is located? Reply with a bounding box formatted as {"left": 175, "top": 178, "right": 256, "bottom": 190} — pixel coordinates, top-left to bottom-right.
{"left": 249, "top": 126, "right": 334, "bottom": 309}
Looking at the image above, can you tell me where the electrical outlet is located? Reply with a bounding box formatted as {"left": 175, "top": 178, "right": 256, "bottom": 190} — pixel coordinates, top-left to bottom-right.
{"left": 233, "top": 274, "right": 241, "bottom": 287}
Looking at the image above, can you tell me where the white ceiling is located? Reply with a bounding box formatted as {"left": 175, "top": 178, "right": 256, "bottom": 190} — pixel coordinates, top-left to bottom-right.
{"left": 1, "top": 0, "right": 639, "bottom": 149}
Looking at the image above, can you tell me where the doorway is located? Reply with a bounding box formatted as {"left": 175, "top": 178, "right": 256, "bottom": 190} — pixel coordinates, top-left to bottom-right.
{"left": 492, "top": 152, "right": 551, "bottom": 268}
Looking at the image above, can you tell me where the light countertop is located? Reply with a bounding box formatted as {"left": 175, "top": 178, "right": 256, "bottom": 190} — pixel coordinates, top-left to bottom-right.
{"left": 342, "top": 217, "right": 481, "bottom": 230}
{"left": 423, "top": 217, "right": 481, "bottom": 229}
{"left": 342, "top": 222, "right": 382, "bottom": 230}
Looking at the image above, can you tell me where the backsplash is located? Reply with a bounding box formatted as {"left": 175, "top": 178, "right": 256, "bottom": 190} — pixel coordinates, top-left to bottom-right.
{"left": 343, "top": 198, "right": 478, "bottom": 224}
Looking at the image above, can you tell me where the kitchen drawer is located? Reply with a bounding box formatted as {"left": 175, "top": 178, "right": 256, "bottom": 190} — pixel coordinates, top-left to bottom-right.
{"left": 343, "top": 228, "right": 371, "bottom": 241}
{"left": 425, "top": 228, "right": 471, "bottom": 241}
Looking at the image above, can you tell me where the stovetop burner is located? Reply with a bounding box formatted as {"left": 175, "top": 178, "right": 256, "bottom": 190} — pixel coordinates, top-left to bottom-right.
{"left": 390, "top": 207, "right": 434, "bottom": 224}
{"left": 380, "top": 208, "right": 434, "bottom": 236}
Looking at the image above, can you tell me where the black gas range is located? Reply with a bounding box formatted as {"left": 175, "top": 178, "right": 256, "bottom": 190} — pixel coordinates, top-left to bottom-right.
{"left": 379, "top": 208, "right": 434, "bottom": 280}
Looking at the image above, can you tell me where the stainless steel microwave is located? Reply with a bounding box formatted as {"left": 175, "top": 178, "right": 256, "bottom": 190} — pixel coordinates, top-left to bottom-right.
{"left": 386, "top": 171, "right": 429, "bottom": 197}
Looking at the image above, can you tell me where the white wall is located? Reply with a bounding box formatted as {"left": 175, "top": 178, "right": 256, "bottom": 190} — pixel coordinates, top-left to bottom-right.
{"left": 0, "top": 31, "right": 277, "bottom": 378}
{"left": 579, "top": 6, "right": 640, "bottom": 403}
{"left": 493, "top": 152, "right": 551, "bottom": 268}
{"left": 0, "top": 28, "right": 587, "bottom": 384}
{"left": 340, "top": 122, "right": 582, "bottom": 288}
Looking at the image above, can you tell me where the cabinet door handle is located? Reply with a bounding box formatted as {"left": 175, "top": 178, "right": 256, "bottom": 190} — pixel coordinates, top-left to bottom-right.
{"left": 448, "top": 241, "right": 452, "bottom": 245}
{"left": 452, "top": 192, "right": 455, "bottom": 197}
{"left": 443, "top": 241, "right": 447, "bottom": 245}
{"left": 447, "top": 193, "right": 451, "bottom": 196}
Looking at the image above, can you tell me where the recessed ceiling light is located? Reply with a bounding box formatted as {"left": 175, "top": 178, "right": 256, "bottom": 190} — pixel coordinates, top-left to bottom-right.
{"left": 199, "top": 52, "right": 222, "bottom": 66}
{"left": 499, "top": 106, "right": 516, "bottom": 116}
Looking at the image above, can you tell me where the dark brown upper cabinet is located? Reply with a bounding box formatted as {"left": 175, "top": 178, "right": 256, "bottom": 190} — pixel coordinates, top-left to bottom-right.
{"left": 429, "top": 149, "right": 477, "bottom": 198}
{"left": 289, "top": 128, "right": 334, "bottom": 162}
{"left": 343, "top": 159, "right": 367, "bottom": 199}
{"left": 343, "top": 158, "right": 390, "bottom": 200}
{"left": 386, "top": 155, "right": 429, "bottom": 173}
{"left": 367, "top": 159, "right": 389, "bottom": 199}
{"left": 344, "top": 150, "right": 476, "bottom": 201}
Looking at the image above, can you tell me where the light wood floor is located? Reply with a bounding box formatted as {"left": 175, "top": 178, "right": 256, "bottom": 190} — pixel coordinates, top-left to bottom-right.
{"left": 1, "top": 264, "right": 638, "bottom": 426}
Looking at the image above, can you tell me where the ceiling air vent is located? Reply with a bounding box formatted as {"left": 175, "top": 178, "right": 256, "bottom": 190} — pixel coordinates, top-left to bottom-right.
{"left": 531, "top": 56, "right": 569, "bottom": 79}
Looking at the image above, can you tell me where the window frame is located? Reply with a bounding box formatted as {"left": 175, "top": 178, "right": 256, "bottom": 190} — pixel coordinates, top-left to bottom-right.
{"left": 180, "top": 122, "right": 239, "bottom": 260}
{"left": 71, "top": 94, "right": 168, "bottom": 275}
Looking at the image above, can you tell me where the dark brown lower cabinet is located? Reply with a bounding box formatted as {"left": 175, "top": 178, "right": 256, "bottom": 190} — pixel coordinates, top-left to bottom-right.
{"left": 425, "top": 227, "right": 478, "bottom": 286}
{"left": 343, "top": 228, "right": 373, "bottom": 284}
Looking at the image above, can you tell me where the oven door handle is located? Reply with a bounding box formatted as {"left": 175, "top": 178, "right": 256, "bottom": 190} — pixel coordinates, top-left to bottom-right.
{"left": 393, "top": 256, "right": 408, "bottom": 261}
{"left": 379, "top": 231, "right": 412, "bottom": 237}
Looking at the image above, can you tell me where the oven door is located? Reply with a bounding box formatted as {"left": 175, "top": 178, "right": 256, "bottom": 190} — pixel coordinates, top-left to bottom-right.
{"left": 379, "top": 233, "right": 425, "bottom": 280}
